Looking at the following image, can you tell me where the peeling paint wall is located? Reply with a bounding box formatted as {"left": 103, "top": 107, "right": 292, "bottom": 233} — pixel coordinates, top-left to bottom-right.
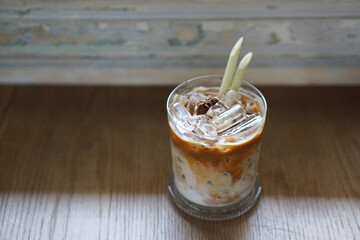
{"left": 0, "top": 1, "right": 360, "bottom": 84}
{"left": 1, "top": 20, "right": 359, "bottom": 58}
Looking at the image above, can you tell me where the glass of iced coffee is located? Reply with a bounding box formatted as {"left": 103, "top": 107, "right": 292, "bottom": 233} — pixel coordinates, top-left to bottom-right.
{"left": 167, "top": 75, "right": 267, "bottom": 220}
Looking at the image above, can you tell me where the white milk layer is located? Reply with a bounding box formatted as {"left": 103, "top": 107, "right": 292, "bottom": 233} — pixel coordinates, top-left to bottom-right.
{"left": 171, "top": 140, "right": 260, "bottom": 207}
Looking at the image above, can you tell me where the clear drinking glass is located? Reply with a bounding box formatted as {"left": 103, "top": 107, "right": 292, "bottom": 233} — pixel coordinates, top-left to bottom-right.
{"left": 167, "top": 75, "right": 267, "bottom": 220}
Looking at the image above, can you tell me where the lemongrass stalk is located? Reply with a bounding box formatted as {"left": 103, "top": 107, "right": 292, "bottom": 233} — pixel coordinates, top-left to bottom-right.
{"left": 218, "top": 37, "right": 243, "bottom": 96}
{"left": 230, "top": 52, "right": 253, "bottom": 92}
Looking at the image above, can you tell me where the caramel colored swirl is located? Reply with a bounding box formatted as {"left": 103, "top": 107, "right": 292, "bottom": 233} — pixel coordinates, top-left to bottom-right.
{"left": 170, "top": 128, "right": 262, "bottom": 185}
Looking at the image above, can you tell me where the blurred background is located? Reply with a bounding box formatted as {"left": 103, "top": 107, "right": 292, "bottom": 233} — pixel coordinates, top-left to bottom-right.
{"left": 0, "top": 0, "right": 359, "bottom": 85}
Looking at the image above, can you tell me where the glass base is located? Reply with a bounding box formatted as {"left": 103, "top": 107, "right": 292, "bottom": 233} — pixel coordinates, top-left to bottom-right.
{"left": 168, "top": 174, "right": 262, "bottom": 221}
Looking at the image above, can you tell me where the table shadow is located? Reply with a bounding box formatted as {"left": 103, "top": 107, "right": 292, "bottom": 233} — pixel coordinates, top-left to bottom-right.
{"left": 258, "top": 87, "right": 360, "bottom": 199}
{"left": 0, "top": 86, "right": 359, "bottom": 199}
{"left": 0, "top": 86, "right": 173, "bottom": 194}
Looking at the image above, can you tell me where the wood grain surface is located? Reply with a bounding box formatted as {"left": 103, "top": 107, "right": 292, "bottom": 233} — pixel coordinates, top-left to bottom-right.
{"left": 0, "top": 86, "right": 359, "bottom": 239}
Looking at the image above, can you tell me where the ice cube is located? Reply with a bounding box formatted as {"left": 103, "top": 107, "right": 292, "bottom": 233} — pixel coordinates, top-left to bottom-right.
{"left": 172, "top": 102, "right": 191, "bottom": 118}
{"left": 219, "top": 89, "right": 241, "bottom": 108}
{"left": 187, "top": 92, "right": 207, "bottom": 115}
{"left": 220, "top": 114, "right": 262, "bottom": 136}
{"left": 206, "top": 102, "right": 227, "bottom": 119}
{"left": 213, "top": 104, "right": 247, "bottom": 133}
{"left": 173, "top": 94, "right": 189, "bottom": 107}
{"left": 171, "top": 102, "right": 196, "bottom": 132}
{"left": 181, "top": 116, "right": 197, "bottom": 132}
{"left": 193, "top": 115, "right": 217, "bottom": 139}
{"left": 245, "top": 101, "right": 261, "bottom": 115}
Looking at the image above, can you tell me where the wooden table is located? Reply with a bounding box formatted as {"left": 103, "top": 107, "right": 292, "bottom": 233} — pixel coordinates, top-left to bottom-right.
{"left": 0, "top": 86, "right": 359, "bottom": 239}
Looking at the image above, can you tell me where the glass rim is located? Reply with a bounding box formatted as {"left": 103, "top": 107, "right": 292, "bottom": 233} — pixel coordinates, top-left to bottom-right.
{"left": 166, "top": 75, "right": 267, "bottom": 140}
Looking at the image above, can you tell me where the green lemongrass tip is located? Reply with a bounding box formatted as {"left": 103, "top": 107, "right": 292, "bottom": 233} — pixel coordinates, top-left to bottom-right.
{"left": 218, "top": 37, "right": 243, "bottom": 96}
{"left": 230, "top": 52, "right": 253, "bottom": 92}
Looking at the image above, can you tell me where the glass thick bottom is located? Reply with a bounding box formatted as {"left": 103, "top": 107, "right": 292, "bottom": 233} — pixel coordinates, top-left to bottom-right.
{"left": 168, "top": 174, "right": 261, "bottom": 221}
